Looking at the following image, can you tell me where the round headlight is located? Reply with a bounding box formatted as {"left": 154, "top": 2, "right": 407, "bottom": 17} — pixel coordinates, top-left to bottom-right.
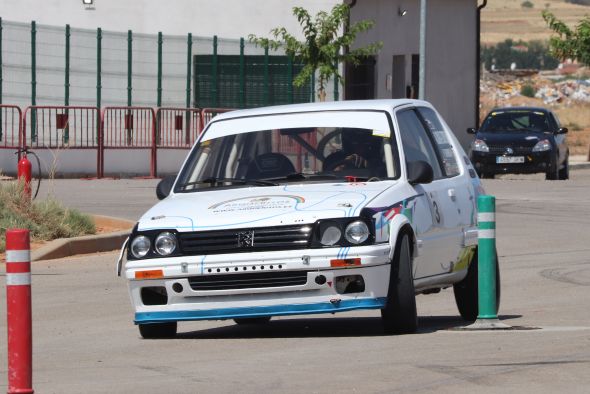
{"left": 131, "top": 235, "right": 151, "bottom": 258}
{"left": 344, "top": 221, "right": 369, "bottom": 244}
{"left": 320, "top": 225, "right": 342, "bottom": 246}
{"left": 155, "top": 232, "right": 177, "bottom": 256}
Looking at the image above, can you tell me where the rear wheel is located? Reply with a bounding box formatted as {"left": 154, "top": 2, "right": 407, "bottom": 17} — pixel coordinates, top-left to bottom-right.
{"left": 234, "top": 317, "right": 272, "bottom": 325}
{"left": 453, "top": 248, "right": 501, "bottom": 321}
{"left": 381, "top": 233, "right": 417, "bottom": 334}
{"left": 138, "top": 322, "right": 177, "bottom": 339}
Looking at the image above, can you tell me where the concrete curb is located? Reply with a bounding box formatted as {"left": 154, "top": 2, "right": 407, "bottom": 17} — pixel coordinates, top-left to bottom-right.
{"left": 571, "top": 161, "right": 590, "bottom": 170}
{"left": 31, "top": 230, "right": 130, "bottom": 261}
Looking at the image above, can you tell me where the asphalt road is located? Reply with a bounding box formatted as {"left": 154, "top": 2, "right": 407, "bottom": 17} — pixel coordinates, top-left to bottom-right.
{"left": 2, "top": 170, "right": 590, "bottom": 393}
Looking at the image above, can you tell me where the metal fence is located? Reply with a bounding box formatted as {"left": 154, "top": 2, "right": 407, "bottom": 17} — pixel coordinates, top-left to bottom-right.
{"left": 0, "top": 18, "right": 333, "bottom": 111}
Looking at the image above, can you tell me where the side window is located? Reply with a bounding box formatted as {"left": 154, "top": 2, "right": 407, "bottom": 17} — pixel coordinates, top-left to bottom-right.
{"left": 396, "top": 109, "right": 444, "bottom": 180}
{"left": 417, "top": 107, "right": 460, "bottom": 177}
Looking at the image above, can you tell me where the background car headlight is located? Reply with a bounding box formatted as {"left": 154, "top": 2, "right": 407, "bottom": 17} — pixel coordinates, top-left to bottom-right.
{"left": 344, "top": 221, "right": 369, "bottom": 244}
{"left": 155, "top": 232, "right": 177, "bottom": 256}
{"left": 472, "top": 139, "right": 489, "bottom": 153}
{"left": 532, "top": 139, "right": 551, "bottom": 152}
{"left": 131, "top": 235, "right": 151, "bottom": 258}
{"left": 320, "top": 225, "right": 342, "bottom": 246}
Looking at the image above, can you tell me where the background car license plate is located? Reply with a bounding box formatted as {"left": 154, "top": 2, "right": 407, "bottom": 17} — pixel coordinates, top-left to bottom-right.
{"left": 496, "top": 156, "right": 525, "bottom": 164}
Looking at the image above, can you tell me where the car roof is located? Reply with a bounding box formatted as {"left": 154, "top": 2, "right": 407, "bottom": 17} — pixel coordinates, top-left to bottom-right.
{"left": 487, "top": 106, "right": 551, "bottom": 114}
{"left": 210, "top": 99, "right": 431, "bottom": 121}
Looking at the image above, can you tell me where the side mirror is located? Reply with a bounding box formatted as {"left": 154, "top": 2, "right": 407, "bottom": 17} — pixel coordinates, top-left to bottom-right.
{"left": 467, "top": 127, "right": 476, "bottom": 134}
{"left": 556, "top": 127, "right": 568, "bottom": 134}
{"left": 407, "top": 160, "right": 434, "bottom": 185}
{"left": 156, "top": 175, "right": 176, "bottom": 200}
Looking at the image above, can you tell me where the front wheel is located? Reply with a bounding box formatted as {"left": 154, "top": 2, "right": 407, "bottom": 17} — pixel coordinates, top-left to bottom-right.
{"left": 546, "top": 157, "right": 559, "bottom": 180}
{"left": 381, "top": 233, "right": 417, "bottom": 334}
{"left": 558, "top": 156, "right": 569, "bottom": 180}
{"left": 453, "top": 248, "right": 501, "bottom": 321}
{"left": 138, "top": 322, "right": 177, "bottom": 339}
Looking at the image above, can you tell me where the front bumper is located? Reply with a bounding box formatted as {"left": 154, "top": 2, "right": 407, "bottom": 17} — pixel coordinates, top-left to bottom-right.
{"left": 125, "top": 244, "right": 392, "bottom": 324}
{"left": 471, "top": 151, "right": 552, "bottom": 174}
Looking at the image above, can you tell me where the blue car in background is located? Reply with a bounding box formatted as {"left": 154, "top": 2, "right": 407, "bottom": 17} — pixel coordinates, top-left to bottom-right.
{"left": 468, "top": 107, "right": 569, "bottom": 180}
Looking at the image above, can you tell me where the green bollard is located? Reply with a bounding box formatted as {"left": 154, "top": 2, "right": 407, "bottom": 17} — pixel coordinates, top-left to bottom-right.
{"left": 477, "top": 195, "right": 497, "bottom": 319}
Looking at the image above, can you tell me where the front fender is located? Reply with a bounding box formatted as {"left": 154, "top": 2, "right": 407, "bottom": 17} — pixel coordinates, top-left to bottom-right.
{"left": 387, "top": 214, "right": 415, "bottom": 261}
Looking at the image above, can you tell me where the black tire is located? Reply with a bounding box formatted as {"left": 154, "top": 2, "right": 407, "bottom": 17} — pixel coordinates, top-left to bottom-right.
{"left": 453, "top": 249, "right": 501, "bottom": 321}
{"left": 558, "top": 156, "right": 569, "bottom": 180}
{"left": 381, "top": 233, "right": 418, "bottom": 334}
{"left": 234, "top": 317, "right": 272, "bottom": 325}
{"left": 546, "top": 157, "right": 559, "bottom": 180}
{"left": 480, "top": 172, "right": 494, "bottom": 179}
{"left": 138, "top": 322, "right": 177, "bottom": 339}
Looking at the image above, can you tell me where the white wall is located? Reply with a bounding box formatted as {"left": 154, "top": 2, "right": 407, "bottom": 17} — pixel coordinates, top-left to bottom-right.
{"left": 1, "top": 0, "right": 339, "bottom": 39}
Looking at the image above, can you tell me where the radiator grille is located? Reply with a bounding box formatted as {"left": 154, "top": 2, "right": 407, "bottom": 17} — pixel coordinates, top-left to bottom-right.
{"left": 178, "top": 224, "right": 312, "bottom": 255}
{"left": 487, "top": 144, "right": 534, "bottom": 155}
{"left": 188, "top": 271, "right": 309, "bottom": 291}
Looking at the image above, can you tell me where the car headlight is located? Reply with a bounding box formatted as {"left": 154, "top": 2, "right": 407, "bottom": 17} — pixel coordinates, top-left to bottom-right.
{"left": 344, "top": 221, "right": 369, "bottom": 244}
{"left": 532, "top": 139, "right": 551, "bottom": 152}
{"left": 154, "top": 232, "right": 177, "bottom": 256}
{"left": 131, "top": 235, "right": 151, "bottom": 258}
{"left": 472, "top": 139, "right": 489, "bottom": 153}
{"left": 320, "top": 224, "right": 342, "bottom": 246}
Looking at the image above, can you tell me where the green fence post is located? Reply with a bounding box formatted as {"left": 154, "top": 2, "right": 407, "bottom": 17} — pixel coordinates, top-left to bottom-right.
{"left": 477, "top": 195, "right": 497, "bottom": 319}
{"left": 157, "top": 31, "right": 162, "bottom": 107}
{"left": 127, "top": 29, "right": 133, "bottom": 145}
{"left": 96, "top": 27, "right": 102, "bottom": 146}
{"left": 333, "top": 61, "right": 339, "bottom": 101}
{"left": 97, "top": 27, "right": 102, "bottom": 109}
{"left": 239, "top": 37, "right": 245, "bottom": 108}
{"left": 212, "top": 35, "right": 218, "bottom": 108}
{"left": 287, "top": 55, "right": 293, "bottom": 104}
{"left": 64, "top": 24, "right": 70, "bottom": 143}
{"left": 31, "top": 21, "right": 37, "bottom": 142}
{"left": 127, "top": 30, "right": 132, "bottom": 107}
{"left": 310, "top": 71, "right": 315, "bottom": 103}
{"left": 263, "top": 46, "right": 269, "bottom": 106}
{"left": 185, "top": 33, "right": 192, "bottom": 145}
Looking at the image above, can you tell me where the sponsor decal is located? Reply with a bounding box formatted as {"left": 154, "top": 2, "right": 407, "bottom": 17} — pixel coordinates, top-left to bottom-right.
{"left": 208, "top": 195, "right": 305, "bottom": 213}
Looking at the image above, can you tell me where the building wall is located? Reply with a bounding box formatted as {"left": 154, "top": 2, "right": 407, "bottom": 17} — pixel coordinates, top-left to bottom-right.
{"left": 350, "top": 0, "right": 477, "bottom": 149}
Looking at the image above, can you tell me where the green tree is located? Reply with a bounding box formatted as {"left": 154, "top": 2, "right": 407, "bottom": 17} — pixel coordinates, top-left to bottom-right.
{"left": 249, "top": 4, "right": 382, "bottom": 101}
{"left": 542, "top": 11, "right": 590, "bottom": 66}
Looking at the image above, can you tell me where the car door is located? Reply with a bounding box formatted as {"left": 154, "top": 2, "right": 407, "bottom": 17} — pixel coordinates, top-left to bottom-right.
{"left": 395, "top": 107, "right": 463, "bottom": 279}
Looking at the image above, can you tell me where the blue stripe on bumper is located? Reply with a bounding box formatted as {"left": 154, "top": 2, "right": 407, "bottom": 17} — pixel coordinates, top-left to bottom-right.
{"left": 134, "top": 297, "right": 388, "bottom": 324}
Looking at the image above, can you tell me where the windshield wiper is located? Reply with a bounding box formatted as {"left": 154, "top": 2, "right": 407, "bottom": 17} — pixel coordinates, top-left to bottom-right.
{"left": 178, "top": 177, "right": 278, "bottom": 190}
{"left": 270, "top": 172, "right": 347, "bottom": 182}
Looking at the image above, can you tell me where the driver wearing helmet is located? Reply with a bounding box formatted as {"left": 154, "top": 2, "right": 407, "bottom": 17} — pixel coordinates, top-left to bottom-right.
{"left": 323, "top": 128, "right": 384, "bottom": 175}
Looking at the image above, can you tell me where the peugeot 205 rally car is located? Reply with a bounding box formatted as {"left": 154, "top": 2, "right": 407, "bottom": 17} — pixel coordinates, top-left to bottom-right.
{"left": 117, "top": 99, "right": 500, "bottom": 338}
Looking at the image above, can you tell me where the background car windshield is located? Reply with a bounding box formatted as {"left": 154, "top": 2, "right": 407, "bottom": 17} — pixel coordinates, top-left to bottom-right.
{"left": 481, "top": 110, "right": 550, "bottom": 132}
{"left": 176, "top": 112, "right": 398, "bottom": 191}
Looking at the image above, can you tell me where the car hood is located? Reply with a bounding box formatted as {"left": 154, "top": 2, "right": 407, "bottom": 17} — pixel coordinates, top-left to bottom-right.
{"left": 477, "top": 131, "right": 551, "bottom": 146}
{"left": 137, "top": 181, "right": 404, "bottom": 232}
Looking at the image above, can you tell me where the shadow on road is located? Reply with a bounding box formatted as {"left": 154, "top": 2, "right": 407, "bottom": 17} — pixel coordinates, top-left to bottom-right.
{"left": 174, "top": 314, "right": 522, "bottom": 339}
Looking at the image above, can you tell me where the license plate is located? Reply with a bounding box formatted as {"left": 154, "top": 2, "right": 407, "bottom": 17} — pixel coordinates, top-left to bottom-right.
{"left": 496, "top": 156, "right": 525, "bottom": 164}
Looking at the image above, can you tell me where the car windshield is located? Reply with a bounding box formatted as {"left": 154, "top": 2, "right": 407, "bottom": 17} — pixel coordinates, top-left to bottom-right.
{"left": 480, "top": 110, "right": 551, "bottom": 133}
{"left": 175, "top": 110, "right": 400, "bottom": 192}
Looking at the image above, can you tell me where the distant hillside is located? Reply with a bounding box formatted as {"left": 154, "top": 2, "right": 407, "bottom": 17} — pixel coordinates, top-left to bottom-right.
{"left": 481, "top": 0, "right": 590, "bottom": 45}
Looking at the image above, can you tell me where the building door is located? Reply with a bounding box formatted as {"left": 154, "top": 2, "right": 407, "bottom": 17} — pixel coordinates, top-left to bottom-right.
{"left": 345, "top": 56, "right": 375, "bottom": 100}
{"left": 392, "top": 55, "right": 406, "bottom": 99}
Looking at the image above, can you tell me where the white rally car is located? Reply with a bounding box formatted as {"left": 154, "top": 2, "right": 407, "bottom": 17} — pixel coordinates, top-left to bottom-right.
{"left": 117, "top": 99, "right": 500, "bottom": 338}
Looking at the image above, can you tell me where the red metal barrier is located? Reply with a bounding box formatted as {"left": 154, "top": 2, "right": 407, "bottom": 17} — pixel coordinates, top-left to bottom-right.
{"left": 101, "top": 107, "right": 157, "bottom": 178}
{"left": 156, "top": 108, "right": 202, "bottom": 148}
{"left": 5, "top": 229, "right": 34, "bottom": 394}
{"left": 22, "top": 106, "right": 101, "bottom": 177}
{"left": 199, "top": 108, "right": 235, "bottom": 132}
{"left": 0, "top": 105, "right": 23, "bottom": 151}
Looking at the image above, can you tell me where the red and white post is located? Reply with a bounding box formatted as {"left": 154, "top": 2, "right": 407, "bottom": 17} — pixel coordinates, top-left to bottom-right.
{"left": 5, "top": 229, "right": 34, "bottom": 394}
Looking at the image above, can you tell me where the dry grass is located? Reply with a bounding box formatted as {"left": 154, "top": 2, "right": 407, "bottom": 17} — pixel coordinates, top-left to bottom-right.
{"left": 482, "top": 0, "right": 590, "bottom": 45}
{"left": 0, "top": 181, "right": 96, "bottom": 252}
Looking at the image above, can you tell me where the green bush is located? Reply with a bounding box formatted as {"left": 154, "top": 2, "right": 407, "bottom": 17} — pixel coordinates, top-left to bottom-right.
{"left": 482, "top": 39, "right": 560, "bottom": 70}
{"left": 0, "top": 181, "right": 95, "bottom": 252}
{"left": 521, "top": 84, "right": 536, "bottom": 97}
{"left": 521, "top": 1, "right": 534, "bottom": 8}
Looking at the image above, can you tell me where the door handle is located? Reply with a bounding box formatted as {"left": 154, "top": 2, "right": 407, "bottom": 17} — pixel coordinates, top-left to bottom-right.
{"left": 448, "top": 188, "right": 456, "bottom": 201}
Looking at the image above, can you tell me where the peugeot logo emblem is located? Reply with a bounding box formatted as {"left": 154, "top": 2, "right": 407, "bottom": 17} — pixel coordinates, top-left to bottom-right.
{"left": 237, "top": 231, "right": 255, "bottom": 248}
{"left": 505, "top": 147, "right": 513, "bottom": 154}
